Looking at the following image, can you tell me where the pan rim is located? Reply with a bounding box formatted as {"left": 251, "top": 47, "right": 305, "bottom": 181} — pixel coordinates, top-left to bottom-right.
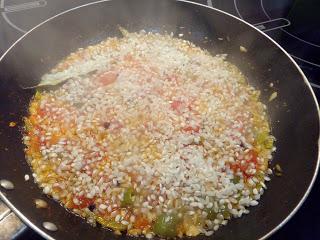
{"left": 177, "top": 0, "right": 320, "bottom": 240}
{"left": 180, "top": 1, "right": 320, "bottom": 239}
{"left": 0, "top": 0, "right": 319, "bottom": 239}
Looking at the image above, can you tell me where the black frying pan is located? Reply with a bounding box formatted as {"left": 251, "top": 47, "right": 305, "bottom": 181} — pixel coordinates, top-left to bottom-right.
{"left": 0, "top": 0, "right": 319, "bottom": 239}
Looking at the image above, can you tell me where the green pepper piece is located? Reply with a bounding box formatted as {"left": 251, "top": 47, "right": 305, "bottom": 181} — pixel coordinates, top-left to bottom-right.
{"left": 256, "top": 131, "right": 273, "bottom": 149}
{"left": 222, "top": 209, "right": 231, "bottom": 220}
{"left": 264, "top": 137, "right": 273, "bottom": 149}
{"left": 121, "top": 187, "right": 135, "bottom": 207}
{"left": 206, "top": 208, "right": 217, "bottom": 221}
{"left": 249, "top": 188, "right": 254, "bottom": 198}
{"left": 255, "top": 182, "right": 263, "bottom": 191}
{"left": 105, "top": 221, "right": 127, "bottom": 231}
{"left": 232, "top": 175, "right": 240, "bottom": 184}
{"left": 222, "top": 204, "right": 232, "bottom": 219}
{"left": 96, "top": 217, "right": 127, "bottom": 231}
{"left": 153, "top": 213, "right": 179, "bottom": 237}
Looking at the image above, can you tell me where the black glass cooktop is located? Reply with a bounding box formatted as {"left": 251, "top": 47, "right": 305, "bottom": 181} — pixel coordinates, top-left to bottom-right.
{"left": 209, "top": 0, "right": 320, "bottom": 92}
{"left": 0, "top": 0, "right": 319, "bottom": 239}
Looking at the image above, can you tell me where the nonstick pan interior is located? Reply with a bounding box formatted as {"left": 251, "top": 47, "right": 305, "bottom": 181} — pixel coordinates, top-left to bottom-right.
{"left": 0, "top": 0, "right": 319, "bottom": 239}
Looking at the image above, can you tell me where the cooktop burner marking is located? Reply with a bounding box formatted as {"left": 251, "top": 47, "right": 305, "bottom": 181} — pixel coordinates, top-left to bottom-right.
{"left": 291, "top": 55, "right": 320, "bottom": 68}
{"left": 281, "top": 30, "right": 320, "bottom": 48}
{"left": 234, "top": 0, "right": 290, "bottom": 33}
{"left": 1, "top": 13, "right": 26, "bottom": 33}
{"left": 309, "top": 82, "right": 320, "bottom": 89}
{"left": 259, "top": 0, "right": 320, "bottom": 69}
{"left": 253, "top": 18, "right": 290, "bottom": 32}
{"left": 1, "top": 0, "right": 47, "bottom": 33}
{"left": 233, "top": 0, "right": 243, "bottom": 19}
{"left": 3, "top": 0, "right": 46, "bottom": 13}
{"left": 261, "top": 0, "right": 320, "bottom": 48}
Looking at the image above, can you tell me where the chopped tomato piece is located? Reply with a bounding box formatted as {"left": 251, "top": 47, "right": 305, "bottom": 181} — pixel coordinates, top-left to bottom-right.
{"left": 72, "top": 196, "right": 95, "bottom": 209}
{"left": 124, "top": 54, "right": 141, "bottom": 67}
{"left": 97, "top": 71, "right": 118, "bottom": 86}
{"left": 247, "top": 149, "right": 258, "bottom": 164}
{"left": 28, "top": 136, "right": 40, "bottom": 152}
{"left": 124, "top": 54, "right": 134, "bottom": 61}
{"left": 48, "top": 134, "right": 60, "bottom": 145}
{"left": 134, "top": 216, "right": 150, "bottom": 230}
{"left": 230, "top": 149, "right": 259, "bottom": 179}
{"left": 183, "top": 125, "right": 200, "bottom": 133}
{"left": 38, "top": 109, "right": 47, "bottom": 117}
{"left": 171, "top": 100, "right": 183, "bottom": 111}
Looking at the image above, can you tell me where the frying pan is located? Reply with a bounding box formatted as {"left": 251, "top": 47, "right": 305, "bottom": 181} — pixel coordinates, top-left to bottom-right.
{"left": 0, "top": 0, "right": 319, "bottom": 239}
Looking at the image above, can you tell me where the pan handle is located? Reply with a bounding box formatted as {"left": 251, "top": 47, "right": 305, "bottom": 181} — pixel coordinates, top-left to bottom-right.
{"left": 253, "top": 18, "right": 291, "bottom": 32}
